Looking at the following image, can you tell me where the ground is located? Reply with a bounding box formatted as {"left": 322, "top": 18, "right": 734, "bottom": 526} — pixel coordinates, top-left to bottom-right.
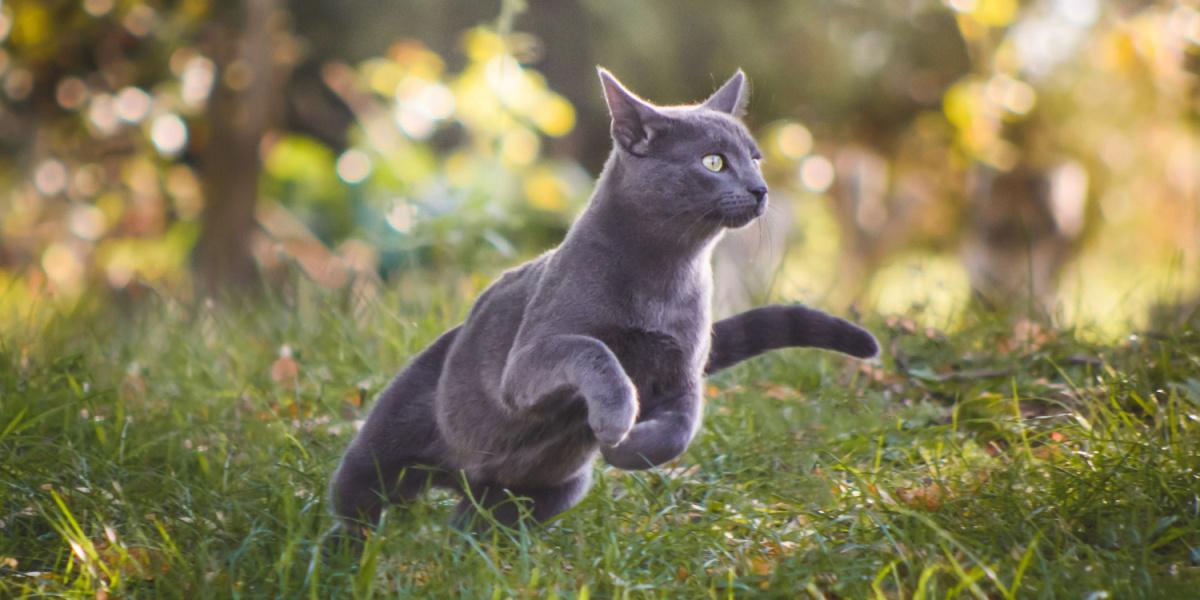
{"left": 1, "top": 284, "right": 1198, "bottom": 598}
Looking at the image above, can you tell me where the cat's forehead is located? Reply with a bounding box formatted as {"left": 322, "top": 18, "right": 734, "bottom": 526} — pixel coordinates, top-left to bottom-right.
{"left": 665, "top": 108, "right": 758, "bottom": 152}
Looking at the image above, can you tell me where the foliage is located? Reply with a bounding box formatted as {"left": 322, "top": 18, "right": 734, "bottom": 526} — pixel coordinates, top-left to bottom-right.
{"left": 0, "top": 0, "right": 587, "bottom": 299}
{"left": 1, "top": 0, "right": 1196, "bottom": 323}
{"left": 0, "top": 0, "right": 215, "bottom": 297}
{"left": 1, "top": 283, "right": 1198, "bottom": 597}
{"left": 288, "top": 26, "right": 590, "bottom": 276}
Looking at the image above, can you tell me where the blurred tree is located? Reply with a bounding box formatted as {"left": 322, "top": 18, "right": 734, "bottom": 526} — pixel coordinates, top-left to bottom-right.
{"left": 947, "top": 0, "right": 1198, "bottom": 316}
{"left": 193, "top": 0, "right": 296, "bottom": 291}
{"left": 0, "top": 0, "right": 301, "bottom": 296}
{"left": 0, "top": 0, "right": 213, "bottom": 296}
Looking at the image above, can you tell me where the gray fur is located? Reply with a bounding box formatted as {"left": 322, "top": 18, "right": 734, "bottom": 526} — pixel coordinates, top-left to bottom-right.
{"left": 329, "top": 69, "right": 879, "bottom": 537}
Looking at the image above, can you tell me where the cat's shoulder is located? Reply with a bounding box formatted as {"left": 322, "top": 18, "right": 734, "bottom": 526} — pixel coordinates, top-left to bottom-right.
{"left": 495, "top": 251, "right": 553, "bottom": 289}
{"left": 467, "top": 251, "right": 553, "bottom": 316}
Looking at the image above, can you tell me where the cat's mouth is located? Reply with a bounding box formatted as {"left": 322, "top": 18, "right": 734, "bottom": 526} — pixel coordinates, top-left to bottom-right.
{"left": 715, "top": 198, "right": 767, "bottom": 229}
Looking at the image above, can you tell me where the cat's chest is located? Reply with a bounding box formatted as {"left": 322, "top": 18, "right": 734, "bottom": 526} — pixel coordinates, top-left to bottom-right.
{"left": 600, "top": 326, "right": 695, "bottom": 399}
{"left": 602, "top": 277, "right": 711, "bottom": 391}
{"left": 629, "top": 288, "right": 706, "bottom": 336}
{"left": 625, "top": 262, "right": 712, "bottom": 333}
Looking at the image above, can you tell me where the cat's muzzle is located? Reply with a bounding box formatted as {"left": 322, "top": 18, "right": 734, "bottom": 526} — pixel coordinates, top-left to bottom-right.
{"left": 716, "top": 193, "right": 767, "bottom": 229}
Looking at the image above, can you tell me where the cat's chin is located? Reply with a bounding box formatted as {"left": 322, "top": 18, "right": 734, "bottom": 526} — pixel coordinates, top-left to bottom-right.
{"left": 718, "top": 212, "right": 763, "bottom": 229}
{"left": 715, "top": 200, "right": 767, "bottom": 230}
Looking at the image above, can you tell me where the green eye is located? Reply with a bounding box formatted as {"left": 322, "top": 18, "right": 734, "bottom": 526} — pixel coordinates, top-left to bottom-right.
{"left": 702, "top": 154, "right": 725, "bottom": 172}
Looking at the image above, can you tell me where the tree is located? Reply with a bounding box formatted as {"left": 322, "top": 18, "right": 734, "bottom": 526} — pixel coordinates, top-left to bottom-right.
{"left": 193, "top": 0, "right": 295, "bottom": 292}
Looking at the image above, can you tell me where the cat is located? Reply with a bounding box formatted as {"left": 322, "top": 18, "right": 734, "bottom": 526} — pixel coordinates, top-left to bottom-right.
{"left": 329, "top": 68, "right": 879, "bottom": 537}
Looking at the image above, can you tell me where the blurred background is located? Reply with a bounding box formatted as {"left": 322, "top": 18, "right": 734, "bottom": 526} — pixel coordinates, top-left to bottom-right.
{"left": 0, "top": 0, "right": 1197, "bottom": 334}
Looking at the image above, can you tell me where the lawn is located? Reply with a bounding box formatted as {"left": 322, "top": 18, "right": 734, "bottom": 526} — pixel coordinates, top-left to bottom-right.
{"left": 1, "top": 281, "right": 1198, "bottom": 598}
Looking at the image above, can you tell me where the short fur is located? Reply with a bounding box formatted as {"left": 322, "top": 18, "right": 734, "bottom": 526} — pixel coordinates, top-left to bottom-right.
{"left": 330, "top": 68, "right": 879, "bottom": 536}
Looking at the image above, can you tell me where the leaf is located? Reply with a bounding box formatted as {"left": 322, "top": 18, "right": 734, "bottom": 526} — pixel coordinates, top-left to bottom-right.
{"left": 906, "top": 367, "right": 942, "bottom": 382}
{"left": 271, "top": 356, "right": 300, "bottom": 386}
{"left": 972, "top": 0, "right": 1018, "bottom": 27}
{"left": 895, "top": 484, "right": 945, "bottom": 511}
{"left": 750, "top": 555, "right": 773, "bottom": 576}
{"left": 762, "top": 384, "right": 801, "bottom": 401}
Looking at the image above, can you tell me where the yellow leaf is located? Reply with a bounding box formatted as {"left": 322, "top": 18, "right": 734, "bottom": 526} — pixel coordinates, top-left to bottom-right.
{"left": 973, "top": 0, "right": 1017, "bottom": 27}
{"left": 531, "top": 95, "right": 576, "bottom": 137}
{"left": 750, "top": 556, "right": 773, "bottom": 576}
{"left": 12, "top": 3, "right": 51, "bottom": 48}
{"left": 524, "top": 167, "right": 566, "bottom": 211}
{"left": 943, "top": 79, "right": 981, "bottom": 132}
{"left": 462, "top": 28, "right": 508, "bottom": 61}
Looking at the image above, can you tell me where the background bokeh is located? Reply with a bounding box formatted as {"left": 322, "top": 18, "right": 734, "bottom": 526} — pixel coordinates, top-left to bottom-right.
{"left": 1, "top": 0, "right": 1197, "bottom": 333}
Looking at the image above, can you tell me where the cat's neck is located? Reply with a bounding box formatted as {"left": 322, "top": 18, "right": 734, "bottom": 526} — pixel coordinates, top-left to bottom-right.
{"left": 561, "top": 172, "right": 721, "bottom": 277}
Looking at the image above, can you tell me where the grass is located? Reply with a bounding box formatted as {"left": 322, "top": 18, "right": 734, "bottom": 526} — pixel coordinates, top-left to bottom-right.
{"left": 1, "top": 278, "right": 1198, "bottom": 598}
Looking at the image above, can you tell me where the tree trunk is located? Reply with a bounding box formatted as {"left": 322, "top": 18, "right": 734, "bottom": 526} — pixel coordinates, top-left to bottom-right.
{"left": 961, "top": 161, "right": 1088, "bottom": 316}
{"left": 193, "top": 0, "right": 285, "bottom": 293}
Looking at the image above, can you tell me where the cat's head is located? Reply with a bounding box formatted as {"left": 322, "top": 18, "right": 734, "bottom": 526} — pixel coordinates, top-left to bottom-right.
{"left": 597, "top": 68, "right": 768, "bottom": 232}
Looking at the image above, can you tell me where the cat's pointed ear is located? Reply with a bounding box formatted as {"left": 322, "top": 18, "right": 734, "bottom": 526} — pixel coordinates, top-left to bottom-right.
{"left": 598, "top": 67, "right": 666, "bottom": 155}
{"left": 702, "top": 69, "right": 749, "bottom": 118}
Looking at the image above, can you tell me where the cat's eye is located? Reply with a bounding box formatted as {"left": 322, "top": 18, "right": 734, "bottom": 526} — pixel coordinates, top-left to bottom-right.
{"left": 701, "top": 154, "right": 725, "bottom": 172}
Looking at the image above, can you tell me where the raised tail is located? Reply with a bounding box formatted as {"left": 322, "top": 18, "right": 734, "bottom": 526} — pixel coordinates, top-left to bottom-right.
{"left": 705, "top": 304, "right": 879, "bottom": 375}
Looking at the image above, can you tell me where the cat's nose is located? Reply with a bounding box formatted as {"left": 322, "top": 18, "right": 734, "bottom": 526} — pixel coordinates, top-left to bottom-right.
{"left": 749, "top": 186, "right": 768, "bottom": 204}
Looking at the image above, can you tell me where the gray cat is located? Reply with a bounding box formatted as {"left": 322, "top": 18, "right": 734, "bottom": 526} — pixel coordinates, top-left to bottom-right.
{"left": 329, "top": 68, "right": 879, "bottom": 535}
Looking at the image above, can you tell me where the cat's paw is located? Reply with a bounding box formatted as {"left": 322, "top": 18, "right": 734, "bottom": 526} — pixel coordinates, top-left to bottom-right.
{"left": 588, "top": 380, "right": 639, "bottom": 447}
{"left": 318, "top": 522, "right": 365, "bottom": 562}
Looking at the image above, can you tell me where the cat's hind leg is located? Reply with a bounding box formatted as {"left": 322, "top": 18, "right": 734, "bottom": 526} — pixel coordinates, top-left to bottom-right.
{"left": 328, "top": 326, "right": 460, "bottom": 536}
{"left": 451, "top": 469, "right": 593, "bottom": 530}
{"left": 329, "top": 447, "right": 450, "bottom": 533}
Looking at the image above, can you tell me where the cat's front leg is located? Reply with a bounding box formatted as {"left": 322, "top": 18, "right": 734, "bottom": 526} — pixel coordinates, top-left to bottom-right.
{"left": 501, "top": 334, "right": 638, "bottom": 446}
{"left": 600, "top": 385, "right": 701, "bottom": 470}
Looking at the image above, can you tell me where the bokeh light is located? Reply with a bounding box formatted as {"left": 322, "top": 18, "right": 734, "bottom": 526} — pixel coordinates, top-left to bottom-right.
{"left": 776, "top": 123, "right": 814, "bottom": 160}
{"left": 55, "top": 77, "right": 88, "bottom": 110}
{"left": 336, "top": 150, "right": 372, "bottom": 184}
{"left": 82, "top": 0, "right": 114, "bottom": 18}
{"left": 116, "top": 87, "right": 152, "bottom": 123}
{"left": 87, "top": 94, "right": 120, "bottom": 135}
{"left": 150, "top": 114, "right": 188, "bottom": 156}
{"left": 799, "top": 155, "right": 835, "bottom": 193}
{"left": 33, "top": 160, "right": 67, "bottom": 197}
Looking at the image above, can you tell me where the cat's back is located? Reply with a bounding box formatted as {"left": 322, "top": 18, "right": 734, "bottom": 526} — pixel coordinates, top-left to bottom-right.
{"left": 468, "top": 252, "right": 550, "bottom": 321}
{"left": 439, "top": 252, "right": 551, "bottom": 393}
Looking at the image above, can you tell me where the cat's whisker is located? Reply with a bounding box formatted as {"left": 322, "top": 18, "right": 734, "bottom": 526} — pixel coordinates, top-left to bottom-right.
{"left": 661, "top": 204, "right": 705, "bottom": 232}
{"left": 677, "top": 205, "right": 720, "bottom": 247}
{"left": 756, "top": 215, "right": 768, "bottom": 262}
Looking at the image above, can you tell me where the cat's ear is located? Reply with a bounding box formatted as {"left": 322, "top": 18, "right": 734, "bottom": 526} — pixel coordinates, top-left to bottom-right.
{"left": 702, "top": 69, "right": 749, "bottom": 118}
{"left": 597, "top": 67, "right": 666, "bottom": 155}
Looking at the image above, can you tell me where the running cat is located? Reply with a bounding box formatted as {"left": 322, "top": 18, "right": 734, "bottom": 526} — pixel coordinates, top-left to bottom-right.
{"left": 329, "top": 68, "right": 879, "bottom": 535}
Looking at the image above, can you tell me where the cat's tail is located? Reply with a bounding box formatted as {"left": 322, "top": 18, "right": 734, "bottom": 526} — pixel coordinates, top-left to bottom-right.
{"left": 705, "top": 304, "right": 879, "bottom": 375}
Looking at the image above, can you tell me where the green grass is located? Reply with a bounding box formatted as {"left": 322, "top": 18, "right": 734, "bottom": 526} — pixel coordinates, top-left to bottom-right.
{"left": 1, "top": 280, "right": 1198, "bottom": 598}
